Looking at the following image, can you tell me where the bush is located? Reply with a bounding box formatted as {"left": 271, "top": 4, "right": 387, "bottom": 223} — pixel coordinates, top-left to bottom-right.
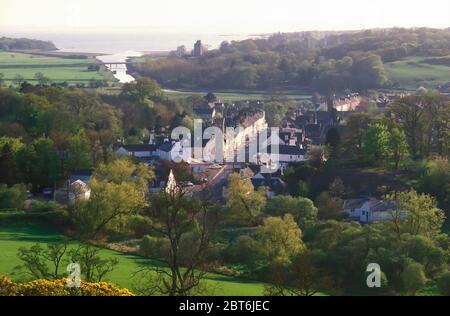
{"left": 0, "top": 275, "right": 19, "bottom": 296}
{"left": 31, "top": 200, "right": 60, "bottom": 212}
{"left": 140, "top": 235, "right": 170, "bottom": 259}
{"left": 128, "top": 215, "right": 153, "bottom": 238}
{"left": 0, "top": 275, "right": 134, "bottom": 296}
{"left": 437, "top": 272, "right": 450, "bottom": 296}
{"left": 0, "top": 183, "right": 26, "bottom": 210}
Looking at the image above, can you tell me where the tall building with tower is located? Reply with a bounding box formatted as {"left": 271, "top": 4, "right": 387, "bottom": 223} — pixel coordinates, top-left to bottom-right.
{"left": 193, "top": 40, "right": 205, "bottom": 57}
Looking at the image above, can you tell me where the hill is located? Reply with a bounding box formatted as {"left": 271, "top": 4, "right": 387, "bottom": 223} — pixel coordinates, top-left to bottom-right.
{"left": 0, "top": 36, "right": 56, "bottom": 51}
{"left": 130, "top": 28, "right": 450, "bottom": 93}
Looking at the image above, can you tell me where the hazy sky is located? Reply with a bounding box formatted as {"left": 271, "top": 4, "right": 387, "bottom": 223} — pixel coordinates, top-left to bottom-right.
{"left": 1, "top": 0, "right": 449, "bottom": 34}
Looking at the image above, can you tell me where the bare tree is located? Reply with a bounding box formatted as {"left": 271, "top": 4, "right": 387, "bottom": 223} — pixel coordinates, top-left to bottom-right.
{"left": 136, "top": 185, "right": 220, "bottom": 296}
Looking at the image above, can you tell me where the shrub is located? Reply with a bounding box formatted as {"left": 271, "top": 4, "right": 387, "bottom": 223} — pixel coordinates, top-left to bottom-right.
{"left": 437, "top": 272, "right": 450, "bottom": 296}
{"left": 31, "top": 200, "right": 60, "bottom": 212}
{"left": 128, "top": 215, "right": 153, "bottom": 238}
{"left": 0, "top": 275, "right": 19, "bottom": 296}
{"left": 0, "top": 275, "right": 134, "bottom": 296}
{"left": 0, "top": 183, "right": 26, "bottom": 210}
{"left": 140, "top": 235, "right": 170, "bottom": 259}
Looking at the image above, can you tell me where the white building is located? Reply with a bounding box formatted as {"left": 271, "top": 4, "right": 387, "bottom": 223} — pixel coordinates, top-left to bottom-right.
{"left": 343, "top": 197, "right": 395, "bottom": 224}
{"left": 116, "top": 144, "right": 156, "bottom": 158}
{"left": 68, "top": 180, "right": 91, "bottom": 204}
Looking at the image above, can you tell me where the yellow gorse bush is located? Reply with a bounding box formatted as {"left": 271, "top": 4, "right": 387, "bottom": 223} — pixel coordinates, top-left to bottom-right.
{"left": 0, "top": 275, "right": 134, "bottom": 296}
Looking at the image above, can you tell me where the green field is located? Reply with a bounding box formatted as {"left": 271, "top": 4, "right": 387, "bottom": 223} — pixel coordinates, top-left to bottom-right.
{"left": 0, "top": 224, "right": 266, "bottom": 296}
{"left": 164, "top": 89, "right": 311, "bottom": 102}
{"left": 385, "top": 56, "right": 450, "bottom": 90}
{"left": 0, "top": 51, "right": 116, "bottom": 85}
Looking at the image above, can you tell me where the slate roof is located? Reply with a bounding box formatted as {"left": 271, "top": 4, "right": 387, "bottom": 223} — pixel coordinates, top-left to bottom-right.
{"left": 69, "top": 170, "right": 92, "bottom": 184}
{"left": 121, "top": 144, "right": 156, "bottom": 152}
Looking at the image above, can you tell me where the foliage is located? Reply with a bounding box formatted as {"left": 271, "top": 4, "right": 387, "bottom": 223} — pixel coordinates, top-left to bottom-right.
{"left": 437, "top": 272, "right": 450, "bottom": 296}
{"left": 418, "top": 157, "right": 450, "bottom": 217}
{"left": 315, "top": 191, "right": 346, "bottom": 220}
{"left": 265, "top": 195, "right": 317, "bottom": 230}
{"left": 139, "top": 187, "right": 220, "bottom": 296}
{"left": 66, "top": 129, "right": 93, "bottom": 170}
{"left": 69, "top": 158, "right": 153, "bottom": 238}
{"left": 256, "top": 215, "right": 305, "bottom": 265}
{"left": 384, "top": 190, "right": 446, "bottom": 238}
{"left": 264, "top": 251, "right": 328, "bottom": 296}
{"left": 126, "top": 28, "right": 450, "bottom": 92}
{"left": 14, "top": 242, "right": 118, "bottom": 283}
{"left": 0, "top": 183, "right": 26, "bottom": 210}
{"left": 226, "top": 173, "right": 267, "bottom": 226}
{"left": 362, "top": 123, "right": 390, "bottom": 163}
{"left": 0, "top": 276, "right": 134, "bottom": 296}
{"left": 68, "top": 244, "right": 119, "bottom": 282}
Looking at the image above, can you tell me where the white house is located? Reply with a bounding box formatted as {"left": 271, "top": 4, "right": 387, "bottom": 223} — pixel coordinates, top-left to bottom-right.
{"left": 258, "top": 144, "right": 307, "bottom": 166}
{"left": 68, "top": 179, "right": 91, "bottom": 204}
{"left": 116, "top": 144, "right": 156, "bottom": 158}
{"left": 343, "top": 197, "right": 394, "bottom": 224}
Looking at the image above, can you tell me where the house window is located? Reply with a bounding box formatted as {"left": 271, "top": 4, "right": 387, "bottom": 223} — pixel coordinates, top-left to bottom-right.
{"left": 362, "top": 211, "right": 366, "bottom": 215}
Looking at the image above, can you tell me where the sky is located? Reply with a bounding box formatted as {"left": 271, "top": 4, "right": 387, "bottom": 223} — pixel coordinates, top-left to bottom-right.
{"left": 1, "top": 0, "right": 450, "bottom": 34}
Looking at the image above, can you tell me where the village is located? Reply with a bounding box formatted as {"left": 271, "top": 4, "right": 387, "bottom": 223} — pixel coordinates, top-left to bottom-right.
{"left": 57, "top": 91, "right": 408, "bottom": 225}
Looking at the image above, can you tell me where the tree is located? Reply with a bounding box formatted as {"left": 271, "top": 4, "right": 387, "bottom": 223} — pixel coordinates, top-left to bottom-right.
{"left": 264, "top": 251, "right": 326, "bottom": 296}
{"left": 418, "top": 157, "right": 450, "bottom": 217}
{"left": 343, "top": 113, "right": 374, "bottom": 159}
{"left": 307, "top": 146, "right": 327, "bottom": 169}
{"left": 34, "top": 72, "right": 50, "bottom": 86}
{"left": 388, "top": 127, "right": 409, "bottom": 169}
{"left": 68, "top": 244, "right": 118, "bottom": 282}
{"left": 203, "top": 92, "right": 217, "bottom": 103}
{"left": 66, "top": 130, "right": 93, "bottom": 170}
{"left": 69, "top": 159, "right": 154, "bottom": 238}
{"left": 437, "top": 272, "right": 450, "bottom": 296}
{"left": 14, "top": 242, "right": 68, "bottom": 280}
{"left": 265, "top": 195, "right": 317, "bottom": 230}
{"left": 315, "top": 191, "right": 345, "bottom": 220}
{"left": 137, "top": 186, "right": 220, "bottom": 296}
{"left": 256, "top": 214, "right": 305, "bottom": 265}
{"left": 0, "top": 184, "right": 26, "bottom": 209}
{"left": 329, "top": 177, "right": 346, "bottom": 198}
{"left": 0, "top": 73, "right": 4, "bottom": 87}
{"left": 16, "top": 137, "right": 59, "bottom": 188}
{"left": 362, "top": 123, "right": 390, "bottom": 163}
{"left": 226, "top": 173, "right": 266, "bottom": 226}
{"left": 325, "top": 127, "right": 341, "bottom": 160}
{"left": 223, "top": 235, "right": 266, "bottom": 274}
{"left": 385, "top": 190, "right": 445, "bottom": 238}
{"left": 121, "top": 77, "right": 163, "bottom": 103}
{"left": 0, "top": 138, "right": 24, "bottom": 184}
{"left": 12, "top": 74, "right": 25, "bottom": 87}
{"left": 14, "top": 242, "right": 118, "bottom": 283}
{"left": 400, "top": 261, "right": 426, "bottom": 295}
{"left": 389, "top": 96, "right": 425, "bottom": 159}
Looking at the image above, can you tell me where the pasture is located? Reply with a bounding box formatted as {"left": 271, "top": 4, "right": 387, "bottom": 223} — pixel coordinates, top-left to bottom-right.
{"left": 385, "top": 56, "right": 450, "bottom": 90}
{"left": 0, "top": 224, "right": 266, "bottom": 296}
{"left": 0, "top": 51, "right": 116, "bottom": 85}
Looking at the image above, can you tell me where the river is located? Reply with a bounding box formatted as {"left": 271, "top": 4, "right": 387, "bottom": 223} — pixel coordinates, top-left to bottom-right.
{"left": 2, "top": 31, "right": 253, "bottom": 83}
{"left": 96, "top": 51, "right": 142, "bottom": 83}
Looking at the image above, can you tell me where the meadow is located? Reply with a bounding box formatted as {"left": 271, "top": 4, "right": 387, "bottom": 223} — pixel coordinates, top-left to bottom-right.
{"left": 385, "top": 56, "right": 450, "bottom": 90}
{"left": 163, "top": 89, "right": 311, "bottom": 102}
{"left": 0, "top": 51, "right": 116, "bottom": 85}
{"left": 0, "top": 224, "right": 267, "bottom": 296}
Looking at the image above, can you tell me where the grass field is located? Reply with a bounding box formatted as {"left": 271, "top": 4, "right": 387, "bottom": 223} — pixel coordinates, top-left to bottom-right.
{"left": 164, "top": 89, "right": 311, "bottom": 102}
{"left": 385, "top": 56, "right": 450, "bottom": 90}
{"left": 0, "top": 51, "right": 116, "bottom": 85}
{"left": 0, "top": 224, "right": 266, "bottom": 296}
